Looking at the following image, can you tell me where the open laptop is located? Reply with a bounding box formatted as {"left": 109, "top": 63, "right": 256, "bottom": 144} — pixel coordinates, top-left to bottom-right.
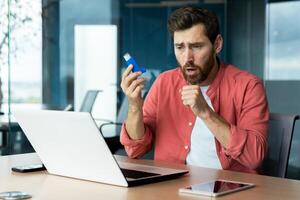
{"left": 13, "top": 110, "right": 188, "bottom": 187}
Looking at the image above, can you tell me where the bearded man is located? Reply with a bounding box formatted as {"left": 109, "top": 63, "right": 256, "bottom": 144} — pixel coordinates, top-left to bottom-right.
{"left": 120, "top": 7, "right": 269, "bottom": 174}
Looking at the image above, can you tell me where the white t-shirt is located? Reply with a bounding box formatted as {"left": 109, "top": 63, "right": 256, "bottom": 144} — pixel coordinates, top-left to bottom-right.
{"left": 186, "top": 86, "right": 222, "bottom": 169}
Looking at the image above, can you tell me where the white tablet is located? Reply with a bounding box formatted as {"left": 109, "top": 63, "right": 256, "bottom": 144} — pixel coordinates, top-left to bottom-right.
{"left": 179, "top": 179, "right": 255, "bottom": 197}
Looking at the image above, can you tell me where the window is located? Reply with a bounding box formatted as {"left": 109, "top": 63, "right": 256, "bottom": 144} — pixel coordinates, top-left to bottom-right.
{"left": 0, "top": 0, "right": 42, "bottom": 113}
{"left": 266, "top": 1, "right": 300, "bottom": 80}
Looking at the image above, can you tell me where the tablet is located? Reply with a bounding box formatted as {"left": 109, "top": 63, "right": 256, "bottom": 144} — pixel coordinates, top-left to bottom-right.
{"left": 179, "top": 179, "right": 255, "bottom": 197}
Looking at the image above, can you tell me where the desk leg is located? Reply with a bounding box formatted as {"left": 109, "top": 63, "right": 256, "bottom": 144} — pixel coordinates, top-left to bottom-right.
{"left": 2, "top": 130, "right": 7, "bottom": 147}
{"left": 0, "top": 130, "right": 8, "bottom": 154}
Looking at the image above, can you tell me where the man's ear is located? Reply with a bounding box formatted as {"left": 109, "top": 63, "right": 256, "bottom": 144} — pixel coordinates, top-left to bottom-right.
{"left": 214, "top": 34, "right": 223, "bottom": 54}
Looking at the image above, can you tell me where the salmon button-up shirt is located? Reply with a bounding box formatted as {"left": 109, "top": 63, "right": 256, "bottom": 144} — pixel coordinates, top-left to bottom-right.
{"left": 120, "top": 62, "right": 269, "bottom": 174}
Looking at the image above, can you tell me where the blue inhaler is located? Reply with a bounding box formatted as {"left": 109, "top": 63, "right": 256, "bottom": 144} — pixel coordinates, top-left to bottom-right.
{"left": 123, "top": 53, "right": 146, "bottom": 73}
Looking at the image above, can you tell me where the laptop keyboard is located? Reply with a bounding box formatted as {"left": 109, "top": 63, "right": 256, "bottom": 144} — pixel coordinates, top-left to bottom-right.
{"left": 121, "top": 168, "right": 160, "bottom": 179}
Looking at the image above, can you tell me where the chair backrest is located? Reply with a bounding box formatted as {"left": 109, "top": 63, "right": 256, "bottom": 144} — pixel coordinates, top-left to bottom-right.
{"left": 116, "top": 96, "right": 129, "bottom": 124}
{"left": 260, "top": 113, "right": 299, "bottom": 178}
{"left": 79, "top": 90, "right": 101, "bottom": 112}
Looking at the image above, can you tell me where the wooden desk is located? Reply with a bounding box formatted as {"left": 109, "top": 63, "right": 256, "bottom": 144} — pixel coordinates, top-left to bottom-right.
{"left": 1, "top": 153, "right": 300, "bottom": 200}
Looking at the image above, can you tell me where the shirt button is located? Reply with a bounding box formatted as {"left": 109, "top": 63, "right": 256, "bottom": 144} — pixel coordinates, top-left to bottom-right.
{"left": 188, "top": 122, "right": 193, "bottom": 126}
{"left": 184, "top": 145, "right": 189, "bottom": 150}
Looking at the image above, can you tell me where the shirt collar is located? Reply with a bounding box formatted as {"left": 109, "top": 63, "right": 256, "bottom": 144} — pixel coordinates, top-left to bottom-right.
{"left": 207, "top": 61, "right": 225, "bottom": 96}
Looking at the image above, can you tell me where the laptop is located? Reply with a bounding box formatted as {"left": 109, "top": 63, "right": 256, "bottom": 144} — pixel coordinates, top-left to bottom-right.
{"left": 13, "top": 109, "right": 188, "bottom": 187}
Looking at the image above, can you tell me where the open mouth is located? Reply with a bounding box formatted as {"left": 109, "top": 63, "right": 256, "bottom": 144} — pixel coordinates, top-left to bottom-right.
{"left": 185, "top": 68, "right": 198, "bottom": 76}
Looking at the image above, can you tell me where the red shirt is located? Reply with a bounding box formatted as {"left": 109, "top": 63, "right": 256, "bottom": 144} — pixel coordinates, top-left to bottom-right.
{"left": 120, "top": 62, "right": 269, "bottom": 173}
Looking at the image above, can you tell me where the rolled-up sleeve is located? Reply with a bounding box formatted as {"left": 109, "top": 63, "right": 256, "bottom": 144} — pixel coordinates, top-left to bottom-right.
{"left": 222, "top": 79, "right": 269, "bottom": 170}
{"left": 120, "top": 124, "right": 153, "bottom": 158}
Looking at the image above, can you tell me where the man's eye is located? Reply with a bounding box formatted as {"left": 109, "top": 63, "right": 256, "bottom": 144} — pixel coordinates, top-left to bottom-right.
{"left": 192, "top": 45, "right": 202, "bottom": 49}
{"left": 175, "top": 46, "right": 184, "bottom": 50}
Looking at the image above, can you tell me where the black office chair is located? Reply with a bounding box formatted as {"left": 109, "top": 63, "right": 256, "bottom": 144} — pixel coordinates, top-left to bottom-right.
{"left": 260, "top": 113, "right": 299, "bottom": 178}
{"left": 99, "top": 96, "right": 127, "bottom": 154}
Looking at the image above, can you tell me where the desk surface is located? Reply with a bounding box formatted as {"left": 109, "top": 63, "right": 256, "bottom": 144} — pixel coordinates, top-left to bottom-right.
{"left": 1, "top": 153, "right": 300, "bottom": 200}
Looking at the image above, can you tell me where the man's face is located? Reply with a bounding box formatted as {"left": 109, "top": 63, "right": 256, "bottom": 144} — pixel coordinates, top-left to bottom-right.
{"left": 174, "top": 24, "right": 216, "bottom": 85}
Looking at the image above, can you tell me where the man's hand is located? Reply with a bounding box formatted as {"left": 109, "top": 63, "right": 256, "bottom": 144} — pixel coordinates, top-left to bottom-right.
{"left": 180, "top": 85, "right": 211, "bottom": 119}
{"left": 120, "top": 64, "right": 146, "bottom": 109}
{"left": 181, "top": 84, "right": 230, "bottom": 148}
{"left": 120, "top": 65, "right": 146, "bottom": 140}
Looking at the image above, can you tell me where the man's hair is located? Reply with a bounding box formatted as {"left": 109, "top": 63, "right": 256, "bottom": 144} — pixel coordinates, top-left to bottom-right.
{"left": 167, "top": 7, "right": 220, "bottom": 44}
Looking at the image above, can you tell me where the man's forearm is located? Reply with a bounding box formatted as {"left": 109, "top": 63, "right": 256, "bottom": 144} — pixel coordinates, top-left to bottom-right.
{"left": 200, "top": 108, "right": 231, "bottom": 148}
{"left": 125, "top": 105, "right": 145, "bottom": 140}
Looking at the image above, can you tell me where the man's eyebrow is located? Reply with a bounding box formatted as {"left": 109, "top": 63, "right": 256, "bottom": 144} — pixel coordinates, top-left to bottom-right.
{"left": 174, "top": 42, "right": 204, "bottom": 45}
{"left": 189, "top": 42, "right": 204, "bottom": 45}
{"left": 174, "top": 42, "right": 183, "bottom": 46}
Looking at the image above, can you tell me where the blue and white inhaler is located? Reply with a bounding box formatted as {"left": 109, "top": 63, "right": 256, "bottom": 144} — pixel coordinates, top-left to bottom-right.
{"left": 123, "top": 53, "right": 146, "bottom": 73}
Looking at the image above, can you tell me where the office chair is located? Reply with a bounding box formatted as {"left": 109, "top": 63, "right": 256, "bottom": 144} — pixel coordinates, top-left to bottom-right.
{"left": 99, "top": 96, "right": 127, "bottom": 154}
{"left": 99, "top": 72, "right": 158, "bottom": 157}
{"left": 61, "top": 90, "right": 100, "bottom": 112}
{"left": 260, "top": 113, "right": 299, "bottom": 178}
{"left": 100, "top": 91, "right": 154, "bottom": 159}
{"left": 79, "top": 90, "right": 101, "bottom": 112}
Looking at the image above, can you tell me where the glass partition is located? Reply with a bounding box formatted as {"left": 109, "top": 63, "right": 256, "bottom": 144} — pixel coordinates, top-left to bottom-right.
{"left": 0, "top": 0, "right": 42, "bottom": 155}
{"left": 1, "top": 0, "right": 42, "bottom": 112}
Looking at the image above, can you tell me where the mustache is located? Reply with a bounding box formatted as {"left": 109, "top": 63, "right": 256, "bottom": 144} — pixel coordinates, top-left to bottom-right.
{"left": 180, "top": 61, "right": 208, "bottom": 85}
{"left": 182, "top": 62, "right": 198, "bottom": 69}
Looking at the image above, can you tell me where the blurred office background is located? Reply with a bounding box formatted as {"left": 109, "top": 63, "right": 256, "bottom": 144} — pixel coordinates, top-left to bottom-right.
{"left": 0, "top": 0, "right": 300, "bottom": 179}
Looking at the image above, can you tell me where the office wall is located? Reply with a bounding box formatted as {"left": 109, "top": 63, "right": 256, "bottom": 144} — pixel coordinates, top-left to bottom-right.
{"left": 74, "top": 25, "right": 117, "bottom": 124}
{"left": 120, "top": 2, "right": 226, "bottom": 73}
{"left": 226, "top": 0, "right": 265, "bottom": 79}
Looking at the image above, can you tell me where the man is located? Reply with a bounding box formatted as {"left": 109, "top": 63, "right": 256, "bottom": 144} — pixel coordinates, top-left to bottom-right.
{"left": 120, "top": 7, "right": 269, "bottom": 173}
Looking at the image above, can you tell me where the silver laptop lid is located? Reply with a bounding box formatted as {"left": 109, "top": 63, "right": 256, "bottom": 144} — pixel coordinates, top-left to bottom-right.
{"left": 13, "top": 109, "right": 128, "bottom": 187}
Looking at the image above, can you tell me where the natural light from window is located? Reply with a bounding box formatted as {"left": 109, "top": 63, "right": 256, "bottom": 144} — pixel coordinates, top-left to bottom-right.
{"left": 266, "top": 1, "right": 300, "bottom": 80}
{"left": 0, "top": 0, "right": 42, "bottom": 112}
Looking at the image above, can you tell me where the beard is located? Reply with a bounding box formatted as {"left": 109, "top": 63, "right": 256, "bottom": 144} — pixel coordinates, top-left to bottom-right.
{"left": 180, "top": 54, "right": 215, "bottom": 85}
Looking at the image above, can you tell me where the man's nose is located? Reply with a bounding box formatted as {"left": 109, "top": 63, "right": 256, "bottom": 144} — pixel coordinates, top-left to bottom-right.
{"left": 184, "top": 48, "right": 194, "bottom": 63}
